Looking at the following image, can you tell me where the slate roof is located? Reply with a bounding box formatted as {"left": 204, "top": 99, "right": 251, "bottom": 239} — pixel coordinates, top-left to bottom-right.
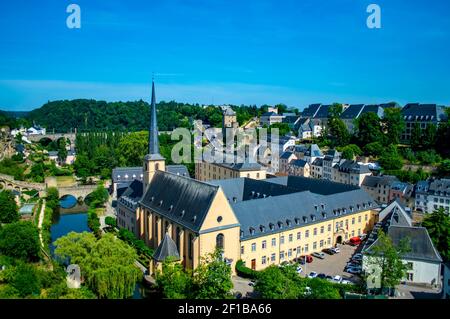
{"left": 360, "top": 105, "right": 384, "bottom": 118}
{"left": 387, "top": 226, "right": 442, "bottom": 263}
{"left": 364, "top": 200, "right": 442, "bottom": 263}
{"left": 140, "top": 170, "right": 219, "bottom": 232}
{"left": 166, "top": 165, "right": 190, "bottom": 177}
{"left": 312, "top": 158, "right": 323, "bottom": 167}
{"left": 224, "top": 107, "right": 236, "bottom": 116}
{"left": 112, "top": 167, "right": 143, "bottom": 183}
{"left": 362, "top": 175, "right": 399, "bottom": 188}
{"left": 215, "top": 162, "right": 263, "bottom": 172}
{"left": 280, "top": 151, "right": 295, "bottom": 160}
{"left": 313, "top": 105, "right": 332, "bottom": 119}
{"left": 301, "top": 104, "right": 322, "bottom": 118}
{"left": 306, "top": 144, "right": 323, "bottom": 157}
{"left": 340, "top": 104, "right": 365, "bottom": 119}
{"left": 401, "top": 103, "right": 448, "bottom": 122}
{"left": 118, "top": 180, "right": 144, "bottom": 209}
{"left": 234, "top": 188, "right": 377, "bottom": 240}
{"left": 428, "top": 178, "right": 450, "bottom": 196}
{"left": 261, "top": 112, "right": 280, "bottom": 117}
{"left": 335, "top": 160, "right": 371, "bottom": 174}
{"left": 290, "top": 159, "right": 309, "bottom": 168}
{"left": 264, "top": 175, "right": 360, "bottom": 195}
{"left": 153, "top": 232, "right": 180, "bottom": 262}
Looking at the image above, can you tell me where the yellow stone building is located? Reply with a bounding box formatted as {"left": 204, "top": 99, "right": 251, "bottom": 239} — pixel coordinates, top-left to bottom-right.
{"left": 195, "top": 161, "right": 267, "bottom": 182}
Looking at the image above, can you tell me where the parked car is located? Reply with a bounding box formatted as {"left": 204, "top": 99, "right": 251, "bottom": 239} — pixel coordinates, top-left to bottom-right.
{"left": 359, "top": 234, "right": 367, "bottom": 241}
{"left": 341, "top": 279, "right": 353, "bottom": 285}
{"left": 346, "top": 262, "right": 361, "bottom": 270}
{"left": 312, "top": 252, "right": 325, "bottom": 259}
{"left": 331, "top": 247, "right": 340, "bottom": 254}
{"left": 299, "top": 255, "right": 313, "bottom": 264}
{"left": 325, "top": 275, "right": 334, "bottom": 282}
{"left": 322, "top": 248, "right": 334, "bottom": 255}
{"left": 296, "top": 266, "right": 303, "bottom": 274}
{"left": 346, "top": 267, "right": 362, "bottom": 274}
{"left": 249, "top": 280, "right": 256, "bottom": 287}
{"left": 332, "top": 275, "right": 342, "bottom": 283}
{"left": 352, "top": 253, "right": 363, "bottom": 261}
{"left": 348, "top": 237, "right": 362, "bottom": 246}
{"left": 317, "top": 273, "right": 327, "bottom": 279}
{"left": 308, "top": 271, "right": 318, "bottom": 278}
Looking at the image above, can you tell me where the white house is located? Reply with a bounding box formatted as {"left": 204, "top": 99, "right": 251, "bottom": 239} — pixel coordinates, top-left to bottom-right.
{"left": 363, "top": 200, "right": 442, "bottom": 290}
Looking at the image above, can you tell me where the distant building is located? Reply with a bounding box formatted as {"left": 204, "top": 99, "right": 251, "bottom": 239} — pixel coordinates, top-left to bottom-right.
{"left": 401, "top": 104, "right": 448, "bottom": 142}
{"left": 361, "top": 175, "right": 400, "bottom": 204}
{"left": 26, "top": 124, "right": 46, "bottom": 136}
{"left": 340, "top": 104, "right": 384, "bottom": 133}
{"left": 260, "top": 112, "right": 284, "bottom": 127}
{"left": 298, "top": 118, "right": 322, "bottom": 139}
{"left": 117, "top": 179, "right": 143, "bottom": 236}
{"left": 322, "top": 150, "right": 341, "bottom": 181}
{"left": 288, "top": 159, "right": 310, "bottom": 178}
{"left": 196, "top": 161, "right": 266, "bottom": 181}
{"left": 415, "top": 178, "right": 450, "bottom": 214}
{"left": 332, "top": 160, "right": 372, "bottom": 187}
{"left": 388, "top": 181, "right": 415, "bottom": 209}
{"left": 311, "top": 158, "right": 323, "bottom": 179}
{"left": 363, "top": 200, "right": 442, "bottom": 288}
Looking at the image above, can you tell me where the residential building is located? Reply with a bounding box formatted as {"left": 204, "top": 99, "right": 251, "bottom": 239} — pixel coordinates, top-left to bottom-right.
{"left": 361, "top": 175, "right": 399, "bottom": 204}
{"left": 288, "top": 159, "right": 310, "bottom": 177}
{"left": 363, "top": 200, "right": 442, "bottom": 288}
{"left": 311, "top": 158, "right": 323, "bottom": 179}
{"left": 389, "top": 181, "right": 415, "bottom": 208}
{"left": 415, "top": 178, "right": 450, "bottom": 214}
{"left": 298, "top": 118, "right": 323, "bottom": 139}
{"left": 117, "top": 179, "right": 143, "bottom": 236}
{"left": 322, "top": 150, "right": 341, "bottom": 181}
{"left": 332, "top": 159, "right": 372, "bottom": 187}
{"left": 279, "top": 151, "right": 297, "bottom": 174}
{"left": 340, "top": 104, "right": 384, "bottom": 133}
{"left": 260, "top": 112, "right": 284, "bottom": 126}
{"left": 401, "top": 103, "right": 448, "bottom": 142}
{"left": 195, "top": 161, "right": 266, "bottom": 181}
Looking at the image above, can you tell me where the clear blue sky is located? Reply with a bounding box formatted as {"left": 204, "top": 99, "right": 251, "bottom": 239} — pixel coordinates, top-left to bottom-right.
{"left": 1, "top": 0, "right": 449, "bottom": 111}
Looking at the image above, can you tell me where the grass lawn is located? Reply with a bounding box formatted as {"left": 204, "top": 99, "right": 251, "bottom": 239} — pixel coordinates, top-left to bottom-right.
{"left": 55, "top": 175, "right": 76, "bottom": 187}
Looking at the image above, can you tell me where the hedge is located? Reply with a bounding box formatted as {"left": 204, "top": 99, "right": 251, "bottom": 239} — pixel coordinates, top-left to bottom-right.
{"left": 235, "top": 260, "right": 258, "bottom": 279}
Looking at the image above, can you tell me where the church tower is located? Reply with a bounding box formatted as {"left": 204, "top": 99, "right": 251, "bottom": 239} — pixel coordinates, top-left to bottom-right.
{"left": 143, "top": 81, "right": 166, "bottom": 190}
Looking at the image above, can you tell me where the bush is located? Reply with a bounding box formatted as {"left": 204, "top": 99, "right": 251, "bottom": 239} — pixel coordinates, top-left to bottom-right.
{"left": 105, "top": 216, "right": 117, "bottom": 228}
{"left": 235, "top": 260, "right": 258, "bottom": 279}
{"left": 364, "top": 142, "right": 384, "bottom": 157}
{"left": 416, "top": 150, "right": 441, "bottom": 165}
{"left": 0, "top": 221, "right": 41, "bottom": 261}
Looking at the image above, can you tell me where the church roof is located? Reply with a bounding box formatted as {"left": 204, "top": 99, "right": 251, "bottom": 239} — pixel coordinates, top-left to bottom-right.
{"left": 153, "top": 232, "right": 180, "bottom": 262}
{"left": 140, "top": 170, "right": 219, "bottom": 232}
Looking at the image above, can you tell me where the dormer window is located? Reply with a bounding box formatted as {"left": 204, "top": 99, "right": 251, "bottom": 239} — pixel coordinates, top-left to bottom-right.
{"left": 260, "top": 225, "right": 265, "bottom": 233}
{"left": 269, "top": 223, "right": 275, "bottom": 231}
{"left": 294, "top": 218, "right": 300, "bottom": 225}
{"left": 321, "top": 204, "right": 325, "bottom": 210}
{"left": 192, "top": 215, "right": 197, "bottom": 223}
{"left": 286, "top": 219, "right": 292, "bottom": 226}
{"left": 314, "top": 205, "right": 318, "bottom": 211}
{"left": 303, "top": 216, "right": 308, "bottom": 223}
{"left": 322, "top": 212, "right": 327, "bottom": 218}
{"left": 249, "top": 227, "right": 255, "bottom": 235}
{"left": 168, "top": 205, "right": 173, "bottom": 212}
{"left": 240, "top": 231, "right": 244, "bottom": 237}
{"left": 278, "top": 221, "right": 283, "bottom": 228}
{"left": 311, "top": 215, "right": 316, "bottom": 221}
{"left": 180, "top": 210, "right": 185, "bottom": 217}
{"left": 158, "top": 200, "right": 163, "bottom": 207}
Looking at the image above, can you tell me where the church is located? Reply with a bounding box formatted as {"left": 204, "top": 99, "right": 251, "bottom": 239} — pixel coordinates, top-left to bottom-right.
{"left": 116, "top": 81, "right": 380, "bottom": 275}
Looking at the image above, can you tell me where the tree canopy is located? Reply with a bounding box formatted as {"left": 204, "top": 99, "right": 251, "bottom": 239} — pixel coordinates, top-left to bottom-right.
{"left": 0, "top": 190, "right": 19, "bottom": 224}
{"left": 422, "top": 207, "right": 450, "bottom": 262}
{"left": 0, "top": 221, "right": 41, "bottom": 261}
{"left": 54, "top": 232, "right": 141, "bottom": 299}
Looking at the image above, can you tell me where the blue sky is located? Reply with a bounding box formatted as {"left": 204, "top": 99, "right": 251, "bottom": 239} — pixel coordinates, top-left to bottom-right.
{"left": 0, "top": 0, "right": 449, "bottom": 111}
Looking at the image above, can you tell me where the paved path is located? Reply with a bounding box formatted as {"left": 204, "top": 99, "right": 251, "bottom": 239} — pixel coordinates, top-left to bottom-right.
{"left": 37, "top": 199, "right": 46, "bottom": 247}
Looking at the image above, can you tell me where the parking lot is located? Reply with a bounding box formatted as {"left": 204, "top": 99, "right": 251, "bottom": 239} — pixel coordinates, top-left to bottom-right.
{"left": 298, "top": 244, "right": 362, "bottom": 284}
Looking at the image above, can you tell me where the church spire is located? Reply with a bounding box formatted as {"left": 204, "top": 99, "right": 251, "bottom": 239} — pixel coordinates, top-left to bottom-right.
{"left": 149, "top": 80, "right": 160, "bottom": 155}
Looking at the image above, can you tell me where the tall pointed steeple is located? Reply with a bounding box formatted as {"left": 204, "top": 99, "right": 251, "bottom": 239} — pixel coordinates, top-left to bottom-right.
{"left": 143, "top": 80, "right": 165, "bottom": 190}
{"left": 149, "top": 80, "right": 160, "bottom": 155}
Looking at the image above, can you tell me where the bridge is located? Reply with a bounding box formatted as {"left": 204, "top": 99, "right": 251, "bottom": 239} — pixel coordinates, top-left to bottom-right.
{"left": 0, "top": 173, "right": 99, "bottom": 200}
{"left": 27, "top": 133, "right": 77, "bottom": 144}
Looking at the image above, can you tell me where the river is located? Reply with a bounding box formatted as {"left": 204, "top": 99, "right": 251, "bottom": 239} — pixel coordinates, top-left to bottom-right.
{"left": 50, "top": 196, "right": 156, "bottom": 299}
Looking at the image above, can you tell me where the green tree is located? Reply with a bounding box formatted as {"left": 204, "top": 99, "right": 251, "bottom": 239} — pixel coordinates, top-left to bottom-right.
{"left": 328, "top": 118, "right": 350, "bottom": 147}
{"left": 9, "top": 262, "right": 42, "bottom": 298}
{"left": 422, "top": 208, "right": 450, "bottom": 261}
{"left": 410, "top": 123, "right": 422, "bottom": 150}
{"left": 382, "top": 108, "right": 405, "bottom": 145}
{"left": 364, "top": 142, "right": 384, "bottom": 158}
{"left": 268, "top": 123, "right": 291, "bottom": 137}
{"left": 307, "top": 278, "right": 341, "bottom": 299}
{"left": 57, "top": 138, "right": 68, "bottom": 162}
{"left": 54, "top": 232, "right": 141, "bottom": 299}
{"left": 341, "top": 144, "right": 362, "bottom": 160}
{"left": 156, "top": 258, "right": 193, "bottom": 299}
{"left": 254, "top": 265, "right": 301, "bottom": 299}
{"left": 355, "top": 112, "right": 385, "bottom": 146}
{"left": 378, "top": 145, "right": 403, "bottom": 170}
{"left": 117, "top": 131, "right": 148, "bottom": 166}
{"left": 437, "top": 160, "right": 450, "bottom": 178}
{"left": 46, "top": 187, "right": 60, "bottom": 211}
{"left": 422, "top": 124, "right": 437, "bottom": 150}
{"left": 0, "top": 221, "right": 41, "bottom": 261}
{"left": 365, "top": 230, "right": 411, "bottom": 294}
{"left": 192, "top": 249, "right": 233, "bottom": 299}
{"left": 0, "top": 190, "right": 19, "bottom": 224}
{"left": 104, "top": 216, "right": 117, "bottom": 228}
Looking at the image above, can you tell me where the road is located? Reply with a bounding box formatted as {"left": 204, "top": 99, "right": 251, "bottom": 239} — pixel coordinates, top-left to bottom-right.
{"left": 37, "top": 199, "right": 46, "bottom": 247}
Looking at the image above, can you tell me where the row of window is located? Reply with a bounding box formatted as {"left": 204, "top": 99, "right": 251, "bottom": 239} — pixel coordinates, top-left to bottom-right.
{"left": 244, "top": 227, "right": 364, "bottom": 254}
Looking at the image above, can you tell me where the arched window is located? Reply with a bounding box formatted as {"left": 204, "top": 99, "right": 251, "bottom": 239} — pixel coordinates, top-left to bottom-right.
{"left": 216, "top": 233, "right": 225, "bottom": 250}
{"left": 155, "top": 163, "right": 160, "bottom": 171}
{"left": 165, "top": 221, "right": 169, "bottom": 233}
{"left": 176, "top": 227, "right": 181, "bottom": 250}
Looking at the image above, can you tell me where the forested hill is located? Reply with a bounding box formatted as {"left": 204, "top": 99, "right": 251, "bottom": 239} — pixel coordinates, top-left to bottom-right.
{"left": 22, "top": 99, "right": 281, "bottom": 132}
